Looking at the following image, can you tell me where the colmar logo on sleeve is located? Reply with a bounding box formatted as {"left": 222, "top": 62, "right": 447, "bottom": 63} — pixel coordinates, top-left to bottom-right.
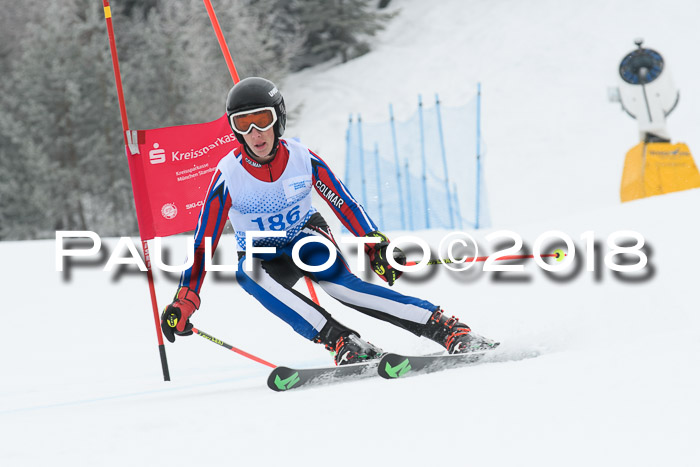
{"left": 315, "top": 180, "right": 345, "bottom": 209}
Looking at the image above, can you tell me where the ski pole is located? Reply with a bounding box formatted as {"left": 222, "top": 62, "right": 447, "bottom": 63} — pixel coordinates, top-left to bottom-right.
{"left": 405, "top": 249, "right": 566, "bottom": 267}
{"left": 192, "top": 328, "right": 277, "bottom": 369}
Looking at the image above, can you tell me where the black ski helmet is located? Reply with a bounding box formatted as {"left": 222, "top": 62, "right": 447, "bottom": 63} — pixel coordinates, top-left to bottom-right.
{"left": 226, "top": 77, "right": 286, "bottom": 145}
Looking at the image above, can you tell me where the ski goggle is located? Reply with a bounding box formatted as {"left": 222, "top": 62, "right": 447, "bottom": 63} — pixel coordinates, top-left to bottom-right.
{"left": 229, "top": 107, "right": 277, "bottom": 135}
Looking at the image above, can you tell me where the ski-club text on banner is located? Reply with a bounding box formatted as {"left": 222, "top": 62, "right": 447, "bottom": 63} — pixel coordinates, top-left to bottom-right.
{"left": 125, "top": 114, "right": 239, "bottom": 240}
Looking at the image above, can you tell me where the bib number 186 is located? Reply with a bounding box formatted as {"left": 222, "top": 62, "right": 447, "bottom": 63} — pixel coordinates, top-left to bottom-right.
{"left": 251, "top": 205, "right": 301, "bottom": 231}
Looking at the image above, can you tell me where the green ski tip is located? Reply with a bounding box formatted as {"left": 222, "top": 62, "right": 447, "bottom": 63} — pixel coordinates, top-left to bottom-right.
{"left": 384, "top": 358, "right": 412, "bottom": 378}
{"left": 274, "top": 372, "right": 300, "bottom": 391}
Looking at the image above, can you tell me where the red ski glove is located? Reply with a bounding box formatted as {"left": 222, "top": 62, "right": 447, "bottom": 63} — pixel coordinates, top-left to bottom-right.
{"left": 160, "top": 287, "right": 201, "bottom": 343}
{"left": 364, "top": 231, "right": 406, "bottom": 286}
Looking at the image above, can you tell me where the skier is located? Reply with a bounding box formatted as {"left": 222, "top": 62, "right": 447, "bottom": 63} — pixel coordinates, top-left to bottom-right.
{"left": 160, "top": 77, "right": 497, "bottom": 365}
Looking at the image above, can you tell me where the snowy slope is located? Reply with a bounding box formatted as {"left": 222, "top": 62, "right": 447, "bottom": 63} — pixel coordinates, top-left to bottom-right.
{"left": 284, "top": 0, "right": 700, "bottom": 227}
{"left": 3, "top": 190, "right": 700, "bottom": 466}
{"left": 3, "top": 0, "right": 700, "bottom": 466}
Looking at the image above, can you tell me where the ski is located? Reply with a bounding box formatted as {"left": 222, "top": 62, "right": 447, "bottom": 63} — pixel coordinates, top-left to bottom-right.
{"left": 267, "top": 359, "right": 379, "bottom": 392}
{"left": 377, "top": 350, "right": 495, "bottom": 379}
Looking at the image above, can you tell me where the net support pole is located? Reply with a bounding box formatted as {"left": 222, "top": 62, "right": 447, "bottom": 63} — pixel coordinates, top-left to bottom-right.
{"left": 404, "top": 160, "right": 414, "bottom": 231}
{"left": 373, "top": 143, "right": 384, "bottom": 226}
{"left": 418, "top": 95, "right": 430, "bottom": 228}
{"left": 475, "top": 83, "right": 482, "bottom": 230}
{"left": 388, "top": 104, "right": 406, "bottom": 230}
{"left": 357, "top": 114, "right": 368, "bottom": 206}
{"left": 435, "top": 93, "right": 455, "bottom": 228}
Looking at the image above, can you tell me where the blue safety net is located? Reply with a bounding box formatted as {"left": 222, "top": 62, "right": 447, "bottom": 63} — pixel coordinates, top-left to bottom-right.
{"left": 344, "top": 93, "right": 490, "bottom": 232}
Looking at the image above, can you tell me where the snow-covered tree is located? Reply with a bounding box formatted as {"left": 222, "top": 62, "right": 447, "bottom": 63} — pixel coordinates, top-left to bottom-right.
{"left": 0, "top": 0, "right": 135, "bottom": 238}
{"left": 294, "top": 0, "right": 392, "bottom": 69}
{"left": 0, "top": 0, "right": 395, "bottom": 240}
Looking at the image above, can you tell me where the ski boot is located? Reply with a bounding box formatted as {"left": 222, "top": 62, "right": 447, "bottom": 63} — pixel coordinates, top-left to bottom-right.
{"left": 313, "top": 318, "right": 383, "bottom": 366}
{"left": 332, "top": 333, "right": 384, "bottom": 365}
{"left": 420, "top": 309, "right": 498, "bottom": 354}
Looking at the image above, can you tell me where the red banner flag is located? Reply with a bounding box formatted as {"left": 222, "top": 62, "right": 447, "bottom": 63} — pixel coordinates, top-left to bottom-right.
{"left": 125, "top": 115, "right": 240, "bottom": 240}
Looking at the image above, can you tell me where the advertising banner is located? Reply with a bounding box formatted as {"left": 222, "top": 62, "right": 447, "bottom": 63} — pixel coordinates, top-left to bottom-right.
{"left": 125, "top": 115, "right": 239, "bottom": 239}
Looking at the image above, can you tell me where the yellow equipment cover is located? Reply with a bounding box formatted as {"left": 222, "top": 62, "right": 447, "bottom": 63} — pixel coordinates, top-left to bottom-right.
{"left": 620, "top": 142, "right": 700, "bottom": 202}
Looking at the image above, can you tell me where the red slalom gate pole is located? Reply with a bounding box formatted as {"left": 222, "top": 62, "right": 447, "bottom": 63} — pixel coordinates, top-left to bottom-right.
{"left": 102, "top": 1, "right": 170, "bottom": 381}
{"left": 304, "top": 277, "right": 321, "bottom": 305}
{"left": 193, "top": 328, "right": 277, "bottom": 368}
{"left": 405, "top": 250, "right": 565, "bottom": 267}
{"left": 203, "top": 0, "right": 241, "bottom": 84}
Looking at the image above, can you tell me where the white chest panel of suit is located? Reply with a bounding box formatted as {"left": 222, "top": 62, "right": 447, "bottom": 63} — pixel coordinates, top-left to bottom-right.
{"left": 216, "top": 139, "right": 316, "bottom": 250}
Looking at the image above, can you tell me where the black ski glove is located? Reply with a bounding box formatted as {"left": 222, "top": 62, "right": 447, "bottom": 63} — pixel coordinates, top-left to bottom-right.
{"left": 364, "top": 231, "right": 406, "bottom": 286}
{"left": 160, "top": 287, "right": 201, "bottom": 343}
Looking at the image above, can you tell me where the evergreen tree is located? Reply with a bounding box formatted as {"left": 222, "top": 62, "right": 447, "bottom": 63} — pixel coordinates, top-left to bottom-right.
{"left": 242, "top": 0, "right": 305, "bottom": 77}
{"left": 0, "top": 0, "right": 395, "bottom": 240}
{"left": 117, "top": 1, "right": 227, "bottom": 129}
{"left": 294, "top": 0, "right": 392, "bottom": 69}
{"left": 0, "top": 0, "right": 136, "bottom": 238}
{"left": 114, "top": 0, "right": 292, "bottom": 129}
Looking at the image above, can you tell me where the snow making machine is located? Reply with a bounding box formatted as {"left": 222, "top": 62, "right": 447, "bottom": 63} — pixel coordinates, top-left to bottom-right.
{"left": 610, "top": 39, "right": 700, "bottom": 202}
